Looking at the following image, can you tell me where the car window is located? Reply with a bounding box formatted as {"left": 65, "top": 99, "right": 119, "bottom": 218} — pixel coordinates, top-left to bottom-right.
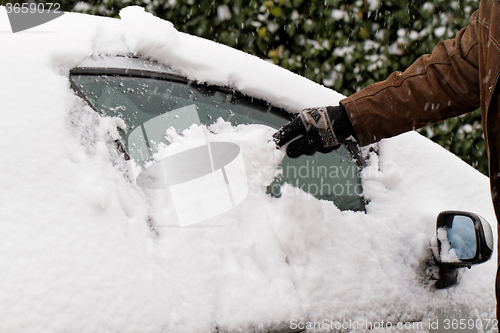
{"left": 70, "top": 73, "right": 365, "bottom": 211}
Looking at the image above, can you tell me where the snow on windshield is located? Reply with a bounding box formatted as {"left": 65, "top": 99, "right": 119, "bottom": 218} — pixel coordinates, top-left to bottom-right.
{"left": 0, "top": 5, "right": 497, "bottom": 332}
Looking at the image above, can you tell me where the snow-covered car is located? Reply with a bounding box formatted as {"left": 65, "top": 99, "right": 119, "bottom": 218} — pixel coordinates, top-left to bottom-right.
{"left": 0, "top": 6, "right": 497, "bottom": 333}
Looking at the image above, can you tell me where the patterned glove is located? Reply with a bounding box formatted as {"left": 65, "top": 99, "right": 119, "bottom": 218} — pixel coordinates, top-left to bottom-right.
{"left": 273, "top": 105, "right": 356, "bottom": 158}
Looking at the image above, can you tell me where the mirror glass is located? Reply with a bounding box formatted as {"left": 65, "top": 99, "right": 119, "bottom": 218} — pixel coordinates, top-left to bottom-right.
{"left": 438, "top": 215, "right": 477, "bottom": 262}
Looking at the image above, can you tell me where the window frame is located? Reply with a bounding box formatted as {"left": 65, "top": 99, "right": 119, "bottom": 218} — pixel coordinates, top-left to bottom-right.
{"left": 69, "top": 57, "right": 368, "bottom": 211}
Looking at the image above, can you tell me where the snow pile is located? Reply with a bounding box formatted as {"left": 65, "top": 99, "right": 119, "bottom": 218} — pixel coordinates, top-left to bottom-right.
{"left": 146, "top": 120, "right": 285, "bottom": 228}
{"left": 119, "top": 6, "right": 344, "bottom": 113}
{"left": 0, "top": 6, "right": 497, "bottom": 333}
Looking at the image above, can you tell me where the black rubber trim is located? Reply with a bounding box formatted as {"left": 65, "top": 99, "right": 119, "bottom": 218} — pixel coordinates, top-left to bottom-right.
{"left": 69, "top": 67, "right": 294, "bottom": 122}
{"left": 70, "top": 67, "right": 189, "bottom": 84}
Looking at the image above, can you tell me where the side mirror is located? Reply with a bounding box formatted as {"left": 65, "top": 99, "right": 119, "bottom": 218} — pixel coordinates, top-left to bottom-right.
{"left": 434, "top": 211, "right": 494, "bottom": 289}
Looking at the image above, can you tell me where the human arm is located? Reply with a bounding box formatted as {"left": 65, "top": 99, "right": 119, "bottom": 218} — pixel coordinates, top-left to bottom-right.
{"left": 341, "top": 10, "right": 481, "bottom": 146}
{"left": 274, "top": 11, "right": 480, "bottom": 156}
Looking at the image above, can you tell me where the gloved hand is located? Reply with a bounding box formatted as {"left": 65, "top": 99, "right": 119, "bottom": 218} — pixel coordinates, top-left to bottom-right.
{"left": 272, "top": 105, "right": 356, "bottom": 158}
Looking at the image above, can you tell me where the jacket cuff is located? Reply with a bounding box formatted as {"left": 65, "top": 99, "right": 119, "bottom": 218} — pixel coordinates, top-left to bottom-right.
{"left": 339, "top": 97, "right": 372, "bottom": 146}
{"left": 328, "top": 104, "right": 358, "bottom": 143}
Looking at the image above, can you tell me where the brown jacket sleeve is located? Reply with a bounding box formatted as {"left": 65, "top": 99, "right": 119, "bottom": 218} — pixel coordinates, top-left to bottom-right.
{"left": 340, "top": 11, "right": 481, "bottom": 146}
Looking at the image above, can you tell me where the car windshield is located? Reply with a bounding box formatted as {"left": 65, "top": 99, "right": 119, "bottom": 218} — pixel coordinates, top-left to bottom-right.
{"left": 70, "top": 73, "right": 365, "bottom": 211}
